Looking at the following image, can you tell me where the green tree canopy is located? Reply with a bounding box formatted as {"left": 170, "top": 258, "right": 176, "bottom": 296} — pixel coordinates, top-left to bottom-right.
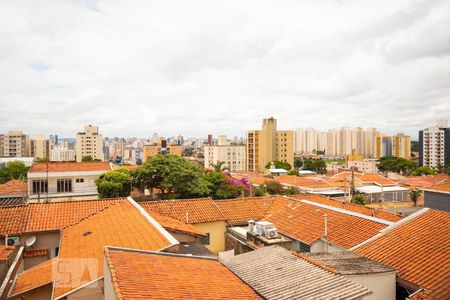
{"left": 209, "top": 161, "right": 229, "bottom": 173}
{"left": 204, "top": 172, "right": 241, "bottom": 199}
{"left": 95, "top": 168, "right": 132, "bottom": 198}
{"left": 265, "top": 181, "right": 285, "bottom": 195}
{"left": 377, "top": 156, "right": 416, "bottom": 174}
{"left": 0, "top": 161, "right": 29, "bottom": 183}
{"left": 409, "top": 189, "right": 422, "bottom": 206}
{"left": 81, "top": 155, "right": 93, "bottom": 162}
{"left": 411, "top": 166, "right": 437, "bottom": 176}
{"left": 302, "top": 158, "right": 327, "bottom": 174}
{"left": 134, "top": 155, "right": 210, "bottom": 199}
{"left": 353, "top": 195, "right": 366, "bottom": 205}
{"left": 265, "top": 161, "right": 292, "bottom": 171}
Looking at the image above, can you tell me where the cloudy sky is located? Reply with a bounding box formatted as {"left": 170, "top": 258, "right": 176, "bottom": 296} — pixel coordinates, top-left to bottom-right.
{"left": 0, "top": 0, "right": 448, "bottom": 139}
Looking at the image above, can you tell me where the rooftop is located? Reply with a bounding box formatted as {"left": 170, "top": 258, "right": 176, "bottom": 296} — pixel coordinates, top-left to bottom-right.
{"left": 104, "top": 248, "right": 261, "bottom": 300}
{"left": 221, "top": 246, "right": 372, "bottom": 299}
{"left": 354, "top": 209, "right": 450, "bottom": 300}
{"left": 11, "top": 198, "right": 177, "bottom": 299}
{"left": 29, "top": 161, "right": 112, "bottom": 173}
{"left": 0, "top": 179, "right": 27, "bottom": 196}
{"left": 421, "top": 182, "right": 450, "bottom": 193}
{"left": 0, "top": 245, "right": 14, "bottom": 262}
{"left": 304, "top": 251, "right": 396, "bottom": 275}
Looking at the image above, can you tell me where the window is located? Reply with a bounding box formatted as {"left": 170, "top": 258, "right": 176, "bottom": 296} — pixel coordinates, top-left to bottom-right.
{"left": 32, "top": 180, "right": 48, "bottom": 194}
{"left": 200, "top": 232, "right": 210, "bottom": 245}
{"left": 57, "top": 179, "right": 72, "bottom": 193}
{"left": 76, "top": 178, "right": 84, "bottom": 183}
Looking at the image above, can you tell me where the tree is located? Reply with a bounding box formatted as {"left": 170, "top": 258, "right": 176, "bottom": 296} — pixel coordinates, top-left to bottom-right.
{"left": 82, "top": 155, "right": 93, "bottom": 162}
{"left": 412, "top": 166, "right": 437, "bottom": 176}
{"left": 253, "top": 185, "right": 266, "bottom": 197}
{"left": 182, "top": 146, "right": 194, "bottom": 157}
{"left": 284, "top": 186, "right": 300, "bottom": 195}
{"left": 34, "top": 157, "right": 49, "bottom": 163}
{"left": 409, "top": 189, "right": 422, "bottom": 206}
{"left": 136, "top": 158, "right": 143, "bottom": 165}
{"left": 134, "top": 155, "right": 210, "bottom": 199}
{"left": 265, "top": 181, "right": 284, "bottom": 195}
{"left": 288, "top": 170, "right": 299, "bottom": 176}
{"left": 4, "top": 161, "right": 29, "bottom": 180}
{"left": 294, "top": 157, "right": 303, "bottom": 169}
{"left": 0, "top": 169, "right": 12, "bottom": 184}
{"left": 302, "top": 158, "right": 327, "bottom": 174}
{"left": 353, "top": 195, "right": 366, "bottom": 205}
{"left": 209, "top": 161, "right": 230, "bottom": 173}
{"left": 96, "top": 169, "right": 132, "bottom": 198}
{"left": 265, "top": 161, "right": 292, "bottom": 171}
{"left": 377, "top": 156, "right": 416, "bottom": 174}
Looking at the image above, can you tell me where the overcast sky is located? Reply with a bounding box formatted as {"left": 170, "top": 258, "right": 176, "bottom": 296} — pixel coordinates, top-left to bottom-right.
{"left": 0, "top": 0, "right": 448, "bottom": 139}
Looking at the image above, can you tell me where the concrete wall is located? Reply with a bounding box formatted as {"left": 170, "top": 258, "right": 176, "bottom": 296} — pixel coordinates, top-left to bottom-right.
{"left": 67, "top": 279, "right": 104, "bottom": 300}
{"left": 424, "top": 191, "right": 450, "bottom": 212}
{"left": 103, "top": 255, "right": 117, "bottom": 300}
{"left": 345, "top": 272, "right": 396, "bottom": 300}
{"left": 225, "top": 233, "right": 252, "bottom": 255}
{"left": 310, "top": 240, "right": 345, "bottom": 253}
{"left": 193, "top": 221, "right": 227, "bottom": 254}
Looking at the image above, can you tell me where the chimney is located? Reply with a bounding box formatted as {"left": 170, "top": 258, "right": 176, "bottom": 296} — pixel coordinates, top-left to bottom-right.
{"left": 248, "top": 220, "right": 255, "bottom": 233}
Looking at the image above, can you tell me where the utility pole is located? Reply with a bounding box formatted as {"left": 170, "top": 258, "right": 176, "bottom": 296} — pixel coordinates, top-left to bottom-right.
{"left": 351, "top": 168, "right": 355, "bottom": 203}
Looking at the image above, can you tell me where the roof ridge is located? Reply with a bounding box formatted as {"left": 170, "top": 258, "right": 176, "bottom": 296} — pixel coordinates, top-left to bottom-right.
{"left": 297, "top": 199, "right": 394, "bottom": 225}
{"left": 60, "top": 201, "right": 123, "bottom": 230}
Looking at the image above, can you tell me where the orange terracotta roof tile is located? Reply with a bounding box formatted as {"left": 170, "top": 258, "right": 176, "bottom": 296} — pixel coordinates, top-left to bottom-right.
{"left": 11, "top": 199, "right": 176, "bottom": 299}
{"left": 29, "top": 162, "right": 111, "bottom": 173}
{"left": 145, "top": 210, "right": 206, "bottom": 236}
{"left": 215, "top": 196, "right": 293, "bottom": 224}
{"left": 104, "top": 248, "right": 261, "bottom": 300}
{"left": 264, "top": 199, "right": 389, "bottom": 249}
{"left": 422, "top": 182, "right": 450, "bottom": 193}
{"left": 332, "top": 172, "right": 396, "bottom": 186}
{"left": 0, "top": 179, "right": 27, "bottom": 196}
{"left": 275, "top": 176, "right": 332, "bottom": 189}
{"left": 141, "top": 198, "right": 226, "bottom": 224}
{"left": 354, "top": 209, "right": 450, "bottom": 300}
{"left": 0, "top": 245, "right": 14, "bottom": 262}
{"left": 23, "top": 249, "right": 49, "bottom": 258}
{"left": 288, "top": 194, "right": 403, "bottom": 222}
{"left": 11, "top": 258, "right": 56, "bottom": 296}
{"left": 0, "top": 198, "right": 125, "bottom": 236}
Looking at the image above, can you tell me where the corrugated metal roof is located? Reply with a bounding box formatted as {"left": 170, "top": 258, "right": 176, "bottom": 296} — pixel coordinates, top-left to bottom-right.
{"left": 220, "top": 246, "right": 372, "bottom": 300}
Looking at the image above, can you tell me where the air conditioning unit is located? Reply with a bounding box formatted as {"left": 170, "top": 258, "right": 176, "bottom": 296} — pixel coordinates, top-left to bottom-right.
{"left": 7, "top": 236, "right": 20, "bottom": 246}
{"left": 266, "top": 228, "right": 279, "bottom": 239}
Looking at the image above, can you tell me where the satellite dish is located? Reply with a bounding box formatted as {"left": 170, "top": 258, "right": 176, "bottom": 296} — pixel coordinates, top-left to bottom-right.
{"left": 25, "top": 236, "right": 36, "bottom": 247}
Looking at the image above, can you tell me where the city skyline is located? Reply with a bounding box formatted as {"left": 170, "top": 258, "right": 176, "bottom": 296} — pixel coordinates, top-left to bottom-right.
{"left": 0, "top": 0, "right": 448, "bottom": 138}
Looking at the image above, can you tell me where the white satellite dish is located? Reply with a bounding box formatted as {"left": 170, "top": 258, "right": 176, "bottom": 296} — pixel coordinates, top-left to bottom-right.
{"left": 25, "top": 235, "right": 36, "bottom": 247}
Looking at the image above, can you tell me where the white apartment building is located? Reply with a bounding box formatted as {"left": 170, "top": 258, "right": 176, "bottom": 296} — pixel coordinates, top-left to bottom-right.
{"left": 76, "top": 125, "right": 104, "bottom": 162}
{"left": 204, "top": 136, "right": 245, "bottom": 171}
{"left": 51, "top": 147, "right": 76, "bottom": 162}
{"left": 419, "top": 119, "right": 449, "bottom": 168}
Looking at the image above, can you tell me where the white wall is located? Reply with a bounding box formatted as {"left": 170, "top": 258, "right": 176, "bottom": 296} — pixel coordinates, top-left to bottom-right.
{"left": 345, "top": 272, "right": 396, "bottom": 300}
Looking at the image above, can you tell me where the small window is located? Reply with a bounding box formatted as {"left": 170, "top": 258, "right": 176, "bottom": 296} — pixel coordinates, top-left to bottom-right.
{"left": 76, "top": 178, "right": 84, "bottom": 183}
{"left": 32, "top": 180, "right": 48, "bottom": 194}
{"left": 200, "top": 233, "right": 210, "bottom": 245}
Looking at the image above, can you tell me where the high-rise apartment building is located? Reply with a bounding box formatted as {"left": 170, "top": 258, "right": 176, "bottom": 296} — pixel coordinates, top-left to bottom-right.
{"left": 246, "top": 117, "right": 294, "bottom": 172}
{"left": 51, "top": 146, "right": 76, "bottom": 161}
{"left": 375, "top": 134, "right": 411, "bottom": 159}
{"left": 143, "top": 137, "right": 182, "bottom": 160}
{"left": 419, "top": 119, "right": 450, "bottom": 168}
{"left": 31, "top": 134, "right": 50, "bottom": 160}
{"left": 76, "top": 125, "right": 104, "bottom": 162}
{"left": 204, "top": 135, "right": 246, "bottom": 172}
{"left": 0, "top": 131, "right": 31, "bottom": 158}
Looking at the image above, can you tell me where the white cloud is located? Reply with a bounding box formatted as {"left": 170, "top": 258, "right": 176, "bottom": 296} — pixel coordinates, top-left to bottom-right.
{"left": 0, "top": 0, "right": 448, "bottom": 139}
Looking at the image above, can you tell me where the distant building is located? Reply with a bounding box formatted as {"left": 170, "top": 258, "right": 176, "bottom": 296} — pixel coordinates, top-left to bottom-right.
{"left": 143, "top": 138, "right": 182, "bottom": 160}
{"left": 419, "top": 119, "right": 450, "bottom": 168}
{"left": 204, "top": 135, "right": 245, "bottom": 171}
{"left": 247, "top": 117, "right": 294, "bottom": 172}
{"left": 76, "top": 125, "right": 104, "bottom": 162}
{"left": 421, "top": 182, "right": 450, "bottom": 212}
{"left": 31, "top": 134, "right": 50, "bottom": 160}
{"left": 207, "top": 134, "right": 213, "bottom": 146}
{"left": 0, "top": 131, "right": 31, "bottom": 158}
{"left": 50, "top": 146, "right": 76, "bottom": 162}
{"left": 375, "top": 134, "right": 411, "bottom": 159}
{"left": 347, "top": 159, "right": 379, "bottom": 173}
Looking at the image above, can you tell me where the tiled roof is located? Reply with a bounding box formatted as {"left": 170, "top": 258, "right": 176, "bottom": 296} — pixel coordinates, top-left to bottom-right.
{"left": 10, "top": 199, "right": 176, "bottom": 299}
{"left": 29, "top": 162, "right": 111, "bottom": 173}
{"left": 0, "top": 245, "right": 14, "bottom": 262}
{"left": 23, "top": 249, "right": 49, "bottom": 258}
{"left": 104, "top": 248, "right": 261, "bottom": 300}
{"left": 0, "top": 179, "right": 27, "bottom": 196}
{"left": 141, "top": 198, "right": 226, "bottom": 224}
{"left": 0, "top": 199, "right": 124, "bottom": 236}
{"left": 11, "top": 257, "right": 56, "bottom": 295}
{"left": 215, "top": 196, "right": 293, "bottom": 224}
{"left": 275, "top": 176, "right": 332, "bottom": 189}
{"left": 304, "top": 251, "right": 396, "bottom": 275}
{"left": 332, "top": 172, "right": 396, "bottom": 186}
{"left": 221, "top": 246, "right": 372, "bottom": 300}
{"left": 288, "top": 194, "right": 403, "bottom": 222}
{"left": 421, "top": 182, "right": 450, "bottom": 193}
{"left": 146, "top": 210, "right": 206, "bottom": 236}
{"left": 354, "top": 209, "right": 450, "bottom": 300}
{"left": 263, "top": 199, "right": 390, "bottom": 249}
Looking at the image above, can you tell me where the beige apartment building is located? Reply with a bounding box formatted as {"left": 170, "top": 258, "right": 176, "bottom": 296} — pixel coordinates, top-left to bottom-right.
{"left": 143, "top": 138, "right": 182, "bottom": 161}
{"left": 0, "top": 131, "right": 31, "bottom": 158}
{"left": 76, "top": 125, "right": 104, "bottom": 162}
{"left": 246, "top": 117, "right": 294, "bottom": 172}
{"left": 375, "top": 134, "right": 411, "bottom": 159}
{"left": 31, "top": 134, "right": 50, "bottom": 160}
{"left": 204, "top": 135, "right": 246, "bottom": 171}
